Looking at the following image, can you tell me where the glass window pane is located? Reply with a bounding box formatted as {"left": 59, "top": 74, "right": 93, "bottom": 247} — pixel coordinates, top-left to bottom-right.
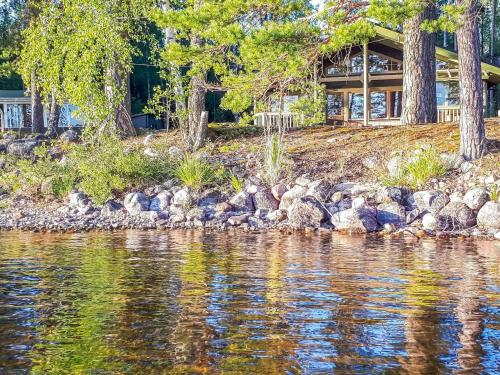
{"left": 390, "top": 91, "right": 402, "bottom": 118}
{"left": 371, "top": 92, "right": 387, "bottom": 119}
{"left": 436, "top": 81, "right": 459, "bottom": 106}
{"left": 349, "top": 93, "right": 364, "bottom": 120}
{"left": 327, "top": 94, "right": 343, "bottom": 118}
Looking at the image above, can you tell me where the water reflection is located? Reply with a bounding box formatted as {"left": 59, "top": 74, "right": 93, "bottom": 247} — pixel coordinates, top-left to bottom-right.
{"left": 0, "top": 231, "right": 498, "bottom": 374}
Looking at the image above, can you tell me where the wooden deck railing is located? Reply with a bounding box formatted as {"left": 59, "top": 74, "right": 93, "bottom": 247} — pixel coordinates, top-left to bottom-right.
{"left": 254, "top": 112, "right": 304, "bottom": 129}
{"left": 438, "top": 106, "right": 460, "bottom": 123}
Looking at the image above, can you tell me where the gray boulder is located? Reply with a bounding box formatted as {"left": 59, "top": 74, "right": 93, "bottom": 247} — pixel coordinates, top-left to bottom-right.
{"left": 440, "top": 153, "right": 465, "bottom": 170}
{"left": 173, "top": 188, "right": 192, "bottom": 206}
{"left": 267, "top": 209, "right": 287, "bottom": 222}
{"left": 279, "top": 185, "right": 307, "bottom": 210}
{"left": 306, "top": 179, "right": 333, "bottom": 202}
{"left": 59, "top": 129, "right": 79, "bottom": 143}
{"left": 413, "top": 190, "right": 449, "bottom": 213}
{"left": 463, "top": 188, "right": 489, "bottom": 210}
{"left": 124, "top": 192, "right": 150, "bottom": 215}
{"left": 331, "top": 208, "right": 378, "bottom": 233}
{"left": 288, "top": 196, "right": 326, "bottom": 229}
{"left": 422, "top": 213, "right": 438, "bottom": 231}
{"left": 438, "top": 202, "right": 476, "bottom": 230}
{"left": 253, "top": 190, "right": 279, "bottom": 211}
{"left": 69, "top": 191, "right": 90, "bottom": 208}
{"left": 376, "top": 186, "right": 403, "bottom": 204}
{"left": 150, "top": 191, "right": 173, "bottom": 211}
{"left": 377, "top": 202, "right": 406, "bottom": 227}
{"left": 271, "top": 183, "right": 288, "bottom": 201}
{"left": 477, "top": 202, "right": 500, "bottom": 229}
{"left": 7, "top": 140, "right": 39, "bottom": 157}
{"left": 101, "top": 200, "right": 124, "bottom": 215}
{"left": 229, "top": 191, "right": 254, "bottom": 212}
{"left": 197, "top": 190, "right": 223, "bottom": 207}
{"left": 228, "top": 213, "right": 251, "bottom": 226}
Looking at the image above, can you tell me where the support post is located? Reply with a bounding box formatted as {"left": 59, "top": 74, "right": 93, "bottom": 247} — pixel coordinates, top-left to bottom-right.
{"left": 0, "top": 103, "right": 5, "bottom": 132}
{"left": 363, "top": 43, "right": 370, "bottom": 126}
{"left": 343, "top": 91, "right": 350, "bottom": 124}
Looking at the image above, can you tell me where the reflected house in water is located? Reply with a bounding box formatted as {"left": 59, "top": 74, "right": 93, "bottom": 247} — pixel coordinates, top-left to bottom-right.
{"left": 256, "top": 26, "right": 500, "bottom": 127}
{"left": 0, "top": 90, "right": 83, "bottom": 132}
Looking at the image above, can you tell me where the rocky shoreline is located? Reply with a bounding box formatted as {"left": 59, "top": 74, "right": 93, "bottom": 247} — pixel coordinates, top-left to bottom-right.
{"left": 0, "top": 175, "right": 498, "bottom": 240}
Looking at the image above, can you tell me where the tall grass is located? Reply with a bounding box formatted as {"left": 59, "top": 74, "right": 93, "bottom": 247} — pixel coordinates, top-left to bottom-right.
{"left": 230, "top": 174, "right": 245, "bottom": 192}
{"left": 381, "top": 148, "right": 446, "bottom": 190}
{"left": 263, "top": 132, "right": 286, "bottom": 186}
{"left": 175, "top": 154, "right": 224, "bottom": 191}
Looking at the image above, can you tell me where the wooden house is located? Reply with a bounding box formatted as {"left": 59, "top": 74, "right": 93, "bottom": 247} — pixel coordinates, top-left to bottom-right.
{"left": 0, "top": 90, "right": 83, "bottom": 132}
{"left": 256, "top": 26, "right": 500, "bottom": 128}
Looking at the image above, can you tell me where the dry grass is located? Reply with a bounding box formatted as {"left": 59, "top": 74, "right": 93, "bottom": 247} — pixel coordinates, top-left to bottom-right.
{"left": 131, "top": 118, "right": 500, "bottom": 183}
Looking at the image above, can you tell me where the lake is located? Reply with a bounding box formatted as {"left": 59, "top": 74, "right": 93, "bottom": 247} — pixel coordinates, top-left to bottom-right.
{"left": 0, "top": 231, "right": 498, "bottom": 374}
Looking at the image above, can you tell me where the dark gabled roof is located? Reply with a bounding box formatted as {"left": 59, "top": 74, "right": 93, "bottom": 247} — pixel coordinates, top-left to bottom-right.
{"left": 0, "top": 90, "right": 28, "bottom": 99}
{"left": 374, "top": 26, "right": 500, "bottom": 84}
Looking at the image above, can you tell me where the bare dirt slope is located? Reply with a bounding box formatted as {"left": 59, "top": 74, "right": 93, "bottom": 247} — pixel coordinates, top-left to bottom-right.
{"left": 135, "top": 118, "right": 500, "bottom": 183}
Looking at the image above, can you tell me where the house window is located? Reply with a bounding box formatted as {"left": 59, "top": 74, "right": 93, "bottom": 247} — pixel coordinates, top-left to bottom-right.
{"left": 5, "top": 104, "right": 24, "bottom": 129}
{"left": 350, "top": 54, "right": 402, "bottom": 74}
{"left": 270, "top": 95, "right": 299, "bottom": 113}
{"left": 327, "top": 93, "right": 343, "bottom": 118}
{"left": 390, "top": 91, "right": 403, "bottom": 118}
{"left": 349, "top": 93, "right": 364, "bottom": 120}
{"left": 371, "top": 92, "right": 387, "bottom": 119}
{"left": 436, "top": 81, "right": 459, "bottom": 106}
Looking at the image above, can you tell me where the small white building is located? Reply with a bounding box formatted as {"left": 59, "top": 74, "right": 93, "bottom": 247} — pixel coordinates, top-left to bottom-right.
{"left": 0, "top": 90, "right": 83, "bottom": 131}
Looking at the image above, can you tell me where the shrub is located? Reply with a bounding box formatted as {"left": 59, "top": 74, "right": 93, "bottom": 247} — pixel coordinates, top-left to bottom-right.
{"left": 175, "top": 154, "right": 225, "bottom": 191}
{"left": 230, "top": 174, "right": 245, "bottom": 192}
{"left": 263, "top": 132, "right": 286, "bottom": 186}
{"left": 381, "top": 148, "right": 446, "bottom": 190}
{"left": 67, "top": 136, "right": 171, "bottom": 204}
{"left": 0, "top": 145, "right": 76, "bottom": 198}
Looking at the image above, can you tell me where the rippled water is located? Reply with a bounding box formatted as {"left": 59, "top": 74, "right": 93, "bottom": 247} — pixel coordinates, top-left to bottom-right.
{"left": 0, "top": 231, "right": 499, "bottom": 374}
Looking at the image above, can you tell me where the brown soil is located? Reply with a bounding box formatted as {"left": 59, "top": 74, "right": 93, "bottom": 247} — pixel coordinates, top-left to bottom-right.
{"left": 132, "top": 118, "right": 500, "bottom": 183}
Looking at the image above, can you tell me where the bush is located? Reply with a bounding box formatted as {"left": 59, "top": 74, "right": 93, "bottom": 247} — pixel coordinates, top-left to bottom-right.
{"left": 382, "top": 148, "right": 446, "bottom": 190}
{"left": 174, "top": 154, "right": 226, "bottom": 191}
{"left": 0, "top": 136, "right": 172, "bottom": 204}
{"left": 67, "top": 136, "right": 171, "bottom": 204}
{"left": 0, "top": 145, "right": 76, "bottom": 198}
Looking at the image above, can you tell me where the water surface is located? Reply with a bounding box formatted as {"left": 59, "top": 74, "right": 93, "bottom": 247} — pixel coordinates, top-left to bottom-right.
{"left": 0, "top": 231, "right": 499, "bottom": 374}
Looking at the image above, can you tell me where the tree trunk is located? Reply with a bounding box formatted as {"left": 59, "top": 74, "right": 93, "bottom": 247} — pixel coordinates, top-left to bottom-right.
{"left": 46, "top": 93, "right": 61, "bottom": 138}
{"left": 162, "top": 0, "right": 186, "bottom": 130}
{"left": 185, "top": 74, "right": 208, "bottom": 151}
{"left": 401, "top": 5, "right": 437, "bottom": 124}
{"left": 104, "top": 65, "right": 135, "bottom": 137}
{"left": 31, "top": 71, "right": 44, "bottom": 133}
{"left": 490, "top": 0, "right": 497, "bottom": 61}
{"left": 457, "top": 0, "right": 485, "bottom": 160}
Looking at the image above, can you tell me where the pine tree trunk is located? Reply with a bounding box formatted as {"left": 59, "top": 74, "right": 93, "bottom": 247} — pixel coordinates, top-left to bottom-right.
{"left": 185, "top": 73, "right": 207, "bottom": 151}
{"left": 490, "top": 0, "right": 497, "bottom": 61}
{"left": 31, "top": 71, "right": 44, "bottom": 133}
{"left": 401, "top": 6, "right": 437, "bottom": 124}
{"left": 457, "top": 0, "right": 485, "bottom": 161}
{"left": 46, "top": 94, "right": 61, "bottom": 138}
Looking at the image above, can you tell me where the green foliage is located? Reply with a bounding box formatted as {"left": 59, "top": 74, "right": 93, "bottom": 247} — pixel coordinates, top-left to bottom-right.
{"left": 67, "top": 136, "right": 171, "bottom": 204}
{"left": 230, "top": 174, "right": 245, "bottom": 193}
{"left": 263, "top": 132, "right": 286, "bottom": 186}
{"left": 0, "top": 145, "right": 76, "bottom": 198}
{"left": 19, "top": 0, "right": 154, "bottom": 132}
{"left": 218, "top": 142, "right": 241, "bottom": 153}
{"left": 381, "top": 148, "right": 447, "bottom": 190}
{"left": 490, "top": 183, "right": 499, "bottom": 202}
{"left": 174, "top": 154, "right": 226, "bottom": 191}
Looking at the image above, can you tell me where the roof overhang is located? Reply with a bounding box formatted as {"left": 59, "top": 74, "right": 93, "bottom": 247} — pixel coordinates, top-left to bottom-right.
{"left": 373, "top": 26, "right": 500, "bottom": 84}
